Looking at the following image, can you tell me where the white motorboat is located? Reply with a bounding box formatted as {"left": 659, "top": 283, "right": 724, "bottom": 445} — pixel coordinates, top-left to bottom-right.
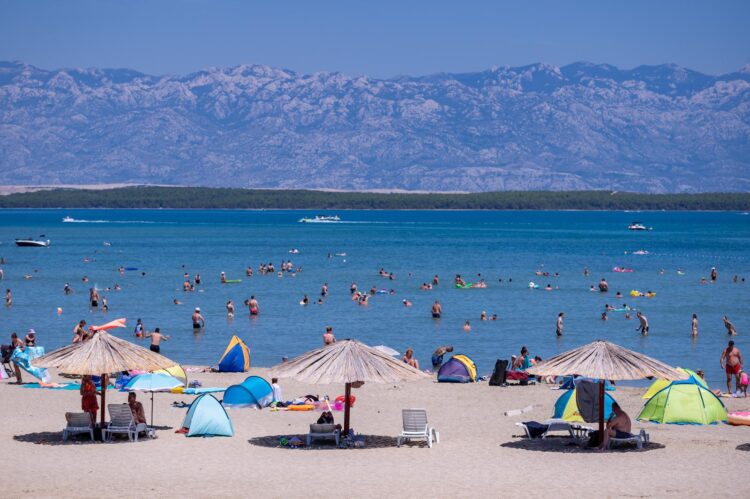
{"left": 62, "top": 216, "right": 75, "bottom": 222}
{"left": 627, "top": 222, "right": 651, "bottom": 231}
{"left": 15, "top": 239, "right": 50, "bottom": 247}
{"left": 299, "top": 215, "right": 342, "bottom": 223}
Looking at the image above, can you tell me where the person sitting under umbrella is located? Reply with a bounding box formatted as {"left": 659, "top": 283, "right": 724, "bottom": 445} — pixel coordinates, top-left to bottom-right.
{"left": 128, "top": 392, "right": 147, "bottom": 424}
{"left": 316, "top": 411, "right": 341, "bottom": 432}
{"left": 599, "top": 402, "right": 632, "bottom": 450}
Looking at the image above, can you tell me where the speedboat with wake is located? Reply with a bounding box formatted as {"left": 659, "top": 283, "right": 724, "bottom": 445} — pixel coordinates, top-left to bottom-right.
{"left": 15, "top": 238, "right": 50, "bottom": 247}
{"left": 299, "top": 215, "right": 342, "bottom": 223}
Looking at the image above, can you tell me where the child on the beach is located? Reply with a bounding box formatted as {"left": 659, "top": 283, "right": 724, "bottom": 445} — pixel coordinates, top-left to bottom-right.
{"left": 739, "top": 370, "right": 749, "bottom": 397}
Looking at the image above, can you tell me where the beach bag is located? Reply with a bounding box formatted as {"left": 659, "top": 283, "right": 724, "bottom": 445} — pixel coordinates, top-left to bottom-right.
{"left": 489, "top": 359, "right": 509, "bottom": 386}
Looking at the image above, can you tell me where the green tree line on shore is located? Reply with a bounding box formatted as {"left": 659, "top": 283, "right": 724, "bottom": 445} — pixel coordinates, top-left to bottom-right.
{"left": 0, "top": 187, "right": 748, "bottom": 210}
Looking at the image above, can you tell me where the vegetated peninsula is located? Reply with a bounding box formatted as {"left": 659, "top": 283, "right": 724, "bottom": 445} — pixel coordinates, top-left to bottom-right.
{"left": 1, "top": 61, "right": 749, "bottom": 193}
{"left": 0, "top": 186, "right": 748, "bottom": 210}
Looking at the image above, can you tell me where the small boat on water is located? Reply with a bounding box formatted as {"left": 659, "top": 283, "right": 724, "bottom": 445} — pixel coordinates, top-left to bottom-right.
{"left": 628, "top": 222, "right": 652, "bottom": 231}
{"left": 15, "top": 238, "right": 50, "bottom": 247}
{"left": 299, "top": 215, "right": 342, "bottom": 223}
{"left": 62, "top": 216, "right": 75, "bottom": 222}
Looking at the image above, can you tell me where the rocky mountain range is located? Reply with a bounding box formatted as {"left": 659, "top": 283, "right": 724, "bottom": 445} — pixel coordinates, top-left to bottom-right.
{"left": 0, "top": 60, "right": 748, "bottom": 192}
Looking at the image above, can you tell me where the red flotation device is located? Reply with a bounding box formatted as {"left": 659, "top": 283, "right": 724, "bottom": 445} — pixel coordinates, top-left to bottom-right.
{"left": 335, "top": 394, "right": 356, "bottom": 407}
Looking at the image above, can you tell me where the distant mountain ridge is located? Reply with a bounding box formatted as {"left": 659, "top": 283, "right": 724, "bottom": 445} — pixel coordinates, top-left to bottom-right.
{"left": 1, "top": 60, "right": 748, "bottom": 192}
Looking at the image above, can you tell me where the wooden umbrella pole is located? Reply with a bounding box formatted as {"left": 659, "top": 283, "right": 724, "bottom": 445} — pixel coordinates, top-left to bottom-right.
{"left": 343, "top": 382, "right": 351, "bottom": 436}
{"left": 598, "top": 379, "right": 605, "bottom": 446}
{"left": 100, "top": 373, "right": 108, "bottom": 433}
{"left": 151, "top": 392, "right": 154, "bottom": 427}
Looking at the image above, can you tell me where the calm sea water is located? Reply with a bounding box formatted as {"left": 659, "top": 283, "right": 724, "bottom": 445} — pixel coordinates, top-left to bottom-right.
{"left": 1, "top": 209, "right": 748, "bottom": 387}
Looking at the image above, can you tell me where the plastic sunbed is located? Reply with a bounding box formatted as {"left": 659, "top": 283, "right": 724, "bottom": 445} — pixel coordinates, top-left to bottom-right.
{"left": 397, "top": 408, "right": 439, "bottom": 448}
{"left": 63, "top": 412, "right": 94, "bottom": 442}
{"left": 103, "top": 404, "right": 149, "bottom": 442}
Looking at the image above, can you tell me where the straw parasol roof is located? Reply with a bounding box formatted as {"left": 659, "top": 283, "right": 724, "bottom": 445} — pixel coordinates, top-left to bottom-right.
{"left": 32, "top": 330, "right": 177, "bottom": 375}
{"left": 271, "top": 339, "right": 429, "bottom": 436}
{"left": 271, "top": 339, "right": 429, "bottom": 384}
{"left": 526, "top": 340, "right": 686, "bottom": 381}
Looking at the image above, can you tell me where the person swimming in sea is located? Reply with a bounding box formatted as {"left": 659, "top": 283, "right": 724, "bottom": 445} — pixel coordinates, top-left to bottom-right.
{"left": 226, "top": 300, "right": 234, "bottom": 319}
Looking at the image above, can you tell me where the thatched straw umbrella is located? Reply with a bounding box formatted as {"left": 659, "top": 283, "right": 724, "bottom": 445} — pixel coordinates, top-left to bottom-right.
{"left": 271, "top": 339, "right": 429, "bottom": 436}
{"left": 32, "top": 328, "right": 177, "bottom": 430}
{"left": 526, "top": 340, "right": 686, "bottom": 443}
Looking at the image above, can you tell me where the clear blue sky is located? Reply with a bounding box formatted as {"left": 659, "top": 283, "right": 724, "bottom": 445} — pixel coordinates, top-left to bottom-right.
{"left": 1, "top": 0, "right": 747, "bottom": 77}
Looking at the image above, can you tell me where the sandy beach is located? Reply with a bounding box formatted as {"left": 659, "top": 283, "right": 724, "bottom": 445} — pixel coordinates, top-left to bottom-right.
{"left": 2, "top": 367, "right": 749, "bottom": 498}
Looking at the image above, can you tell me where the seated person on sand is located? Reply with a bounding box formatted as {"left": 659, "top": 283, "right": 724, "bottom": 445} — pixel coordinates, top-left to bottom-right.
{"left": 402, "top": 348, "right": 420, "bottom": 370}
{"left": 128, "top": 392, "right": 147, "bottom": 425}
{"left": 599, "top": 402, "right": 632, "bottom": 450}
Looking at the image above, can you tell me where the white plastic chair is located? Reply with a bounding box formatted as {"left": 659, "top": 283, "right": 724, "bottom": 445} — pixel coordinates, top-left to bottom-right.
{"left": 306, "top": 423, "right": 340, "bottom": 446}
{"left": 103, "top": 404, "right": 149, "bottom": 442}
{"left": 397, "top": 408, "right": 439, "bottom": 448}
{"left": 62, "top": 412, "right": 94, "bottom": 442}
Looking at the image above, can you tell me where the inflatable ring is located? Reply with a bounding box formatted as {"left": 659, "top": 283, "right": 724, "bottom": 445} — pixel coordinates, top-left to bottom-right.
{"left": 287, "top": 404, "right": 315, "bottom": 411}
{"left": 335, "top": 395, "right": 356, "bottom": 407}
{"left": 728, "top": 411, "right": 750, "bottom": 426}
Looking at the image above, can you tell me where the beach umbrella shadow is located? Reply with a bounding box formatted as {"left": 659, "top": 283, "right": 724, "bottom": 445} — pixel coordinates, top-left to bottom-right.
{"left": 248, "top": 434, "right": 402, "bottom": 450}
{"left": 500, "top": 438, "right": 665, "bottom": 453}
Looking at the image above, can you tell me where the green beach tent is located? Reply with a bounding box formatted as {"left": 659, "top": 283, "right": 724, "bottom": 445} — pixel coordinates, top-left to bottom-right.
{"left": 642, "top": 367, "right": 707, "bottom": 399}
{"left": 637, "top": 377, "right": 727, "bottom": 425}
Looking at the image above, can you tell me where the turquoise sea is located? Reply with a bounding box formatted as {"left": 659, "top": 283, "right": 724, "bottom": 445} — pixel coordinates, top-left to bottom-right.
{"left": 1, "top": 209, "right": 748, "bottom": 387}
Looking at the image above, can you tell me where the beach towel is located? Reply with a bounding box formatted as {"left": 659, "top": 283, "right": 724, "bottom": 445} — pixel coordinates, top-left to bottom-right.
{"left": 575, "top": 380, "right": 602, "bottom": 423}
{"left": 521, "top": 421, "right": 549, "bottom": 438}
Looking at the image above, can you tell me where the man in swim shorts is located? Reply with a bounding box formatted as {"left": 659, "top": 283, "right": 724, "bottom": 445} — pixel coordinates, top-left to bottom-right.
{"left": 145, "top": 327, "right": 168, "bottom": 353}
{"left": 598, "top": 278, "right": 608, "bottom": 292}
{"left": 556, "top": 312, "right": 564, "bottom": 337}
{"left": 721, "top": 340, "right": 743, "bottom": 394}
{"left": 248, "top": 295, "right": 259, "bottom": 316}
{"left": 431, "top": 345, "right": 453, "bottom": 371}
{"left": 636, "top": 311, "right": 649, "bottom": 335}
{"left": 431, "top": 300, "right": 442, "bottom": 318}
{"left": 192, "top": 307, "right": 205, "bottom": 330}
{"left": 599, "top": 402, "right": 632, "bottom": 450}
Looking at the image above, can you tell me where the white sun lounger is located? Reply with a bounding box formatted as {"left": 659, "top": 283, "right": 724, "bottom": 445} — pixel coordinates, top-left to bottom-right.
{"left": 516, "top": 419, "right": 592, "bottom": 440}
{"left": 103, "top": 404, "right": 149, "bottom": 442}
{"left": 307, "top": 423, "right": 340, "bottom": 446}
{"left": 608, "top": 428, "right": 649, "bottom": 449}
{"left": 62, "top": 412, "right": 94, "bottom": 441}
{"left": 397, "top": 408, "right": 439, "bottom": 448}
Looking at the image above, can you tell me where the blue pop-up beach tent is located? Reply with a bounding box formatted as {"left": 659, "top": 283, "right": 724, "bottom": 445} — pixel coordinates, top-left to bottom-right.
{"left": 223, "top": 376, "right": 273, "bottom": 408}
{"left": 182, "top": 394, "right": 234, "bottom": 437}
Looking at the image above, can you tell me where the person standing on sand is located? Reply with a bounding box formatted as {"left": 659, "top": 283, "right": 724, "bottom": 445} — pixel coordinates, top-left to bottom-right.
{"left": 720, "top": 340, "right": 743, "bottom": 394}
{"left": 323, "top": 326, "right": 336, "bottom": 345}
{"left": 431, "top": 300, "right": 442, "bottom": 318}
{"left": 723, "top": 316, "right": 737, "bottom": 335}
{"left": 636, "top": 311, "right": 649, "bottom": 335}
{"left": 192, "top": 307, "right": 205, "bottom": 330}
{"left": 145, "top": 327, "right": 169, "bottom": 353}
{"left": 431, "top": 345, "right": 453, "bottom": 371}
{"left": 691, "top": 314, "right": 698, "bottom": 337}
{"left": 80, "top": 375, "right": 100, "bottom": 425}
{"left": 556, "top": 312, "right": 564, "bottom": 337}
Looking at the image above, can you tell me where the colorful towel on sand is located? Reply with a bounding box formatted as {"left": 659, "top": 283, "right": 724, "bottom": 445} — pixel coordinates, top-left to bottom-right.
{"left": 181, "top": 387, "right": 226, "bottom": 395}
